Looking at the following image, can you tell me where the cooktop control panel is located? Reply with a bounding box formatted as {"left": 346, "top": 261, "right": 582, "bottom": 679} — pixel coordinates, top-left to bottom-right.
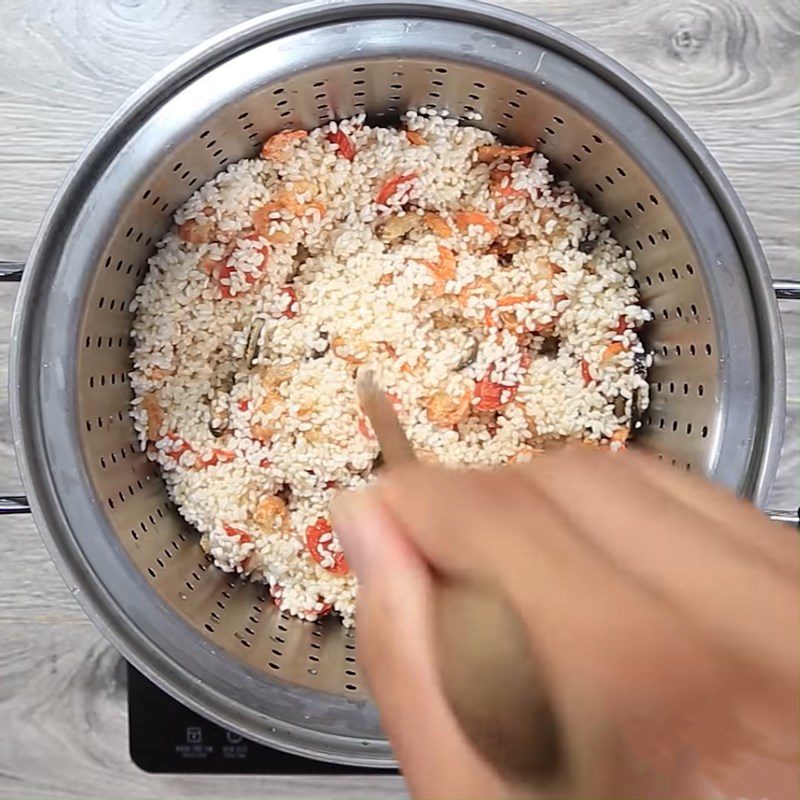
{"left": 127, "top": 664, "right": 393, "bottom": 774}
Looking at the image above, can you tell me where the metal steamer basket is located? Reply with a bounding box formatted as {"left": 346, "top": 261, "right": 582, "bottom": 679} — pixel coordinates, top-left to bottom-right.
{"left": 2, "top": 0, "right": 798, "bottom": 768}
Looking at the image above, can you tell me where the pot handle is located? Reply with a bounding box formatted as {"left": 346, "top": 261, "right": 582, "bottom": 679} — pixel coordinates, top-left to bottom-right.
{"left": 766, "top": 278, "right": 800, "bottom": 525}
{"left": 0, "top": 260, "right": 25, "bottom": 282}
{"left": 1, "top": 262, "right": 31, "bottom": 514}
{"left": 774, "top": 278, "right": 800, "bottom": 301}
{"left": 0, "top": 496, "right": 31, "bottom": 514}
{"left": 0, "top": 265, "right": 796, "bottom": 521}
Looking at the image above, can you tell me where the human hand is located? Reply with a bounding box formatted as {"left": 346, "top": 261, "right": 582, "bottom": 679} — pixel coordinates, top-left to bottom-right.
{"left": 332, "top": 448, "right": 799, "bottom": 799}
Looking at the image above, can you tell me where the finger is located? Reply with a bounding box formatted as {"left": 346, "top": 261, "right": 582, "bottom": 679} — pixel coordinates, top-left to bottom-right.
{"left": 374, "top": 462, "right": 574, "bottom": 583}
{"left": 623, "top": 449, "right": 799, "bottom": 577}
{"left": 361, "top": 458, "right": 799, "bottom": 795}
{"left": 335, "top": 482, "right": 699, "bottom": 798}
{"left": 369, "top": 464, "right": 796, "bottom": 796}
{"left": 372, "top": 460, "right": 683, "bottom": 687}
{"left": 367, "top": 466, "right": 722, "bottom": 796}
{"left": 374, "top": 454, "right": 791, "bottom": 687}
{"left": 332, "top": 490, "right": 510, "bottom": 800}
{"left": 520, "top": 448, "right": 800, "bottom": 686}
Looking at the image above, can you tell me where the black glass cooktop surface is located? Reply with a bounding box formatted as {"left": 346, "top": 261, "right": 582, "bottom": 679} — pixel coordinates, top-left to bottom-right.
{"left": 128, "top": 664, "right": 394, "bottom": 774}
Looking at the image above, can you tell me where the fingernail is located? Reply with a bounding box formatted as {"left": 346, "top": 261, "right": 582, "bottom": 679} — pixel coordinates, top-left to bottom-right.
{"left": 331, "top": 489, "right": 388, "bottom": 586}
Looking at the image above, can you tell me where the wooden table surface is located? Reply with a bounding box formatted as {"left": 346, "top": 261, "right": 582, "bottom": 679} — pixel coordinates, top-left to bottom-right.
{"left": 0, "top": 0, "right": 797, "bottom": 797}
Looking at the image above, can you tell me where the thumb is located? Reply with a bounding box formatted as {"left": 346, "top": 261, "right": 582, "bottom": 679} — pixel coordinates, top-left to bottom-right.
{"left": 332, "top": 488, "right": 511, "bottom": 799}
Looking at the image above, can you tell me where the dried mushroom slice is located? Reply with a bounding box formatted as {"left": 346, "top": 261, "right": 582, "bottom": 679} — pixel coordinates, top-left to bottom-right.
{"left": 376, "top": 212, "right": 420, "bottom": 242}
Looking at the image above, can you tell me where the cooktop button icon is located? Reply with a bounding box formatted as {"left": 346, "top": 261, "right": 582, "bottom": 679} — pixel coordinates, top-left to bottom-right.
{"left": 186, "top": 726, "right": 202, "bottom": 744}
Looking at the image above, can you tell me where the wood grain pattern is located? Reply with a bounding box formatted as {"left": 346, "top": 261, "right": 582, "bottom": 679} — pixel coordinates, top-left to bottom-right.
{"left": 0, "top": 0, "right": 797, "bottom": 796}
{"left": 0, "top": 624, "right": 403, "bottom": 799}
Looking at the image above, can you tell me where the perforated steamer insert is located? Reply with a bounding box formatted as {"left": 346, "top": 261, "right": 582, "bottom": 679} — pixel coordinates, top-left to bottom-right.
{"left": 3, "top": 0, "right": 797, "bottom": 768}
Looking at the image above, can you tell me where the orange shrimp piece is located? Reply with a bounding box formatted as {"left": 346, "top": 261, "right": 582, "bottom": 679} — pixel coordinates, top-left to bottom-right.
{"left": 252, "top": 203, "right": 282, "bottom": 236}
{"left": 274, "top": 190, "right": 305, "bottom": 216}
{"left": 305, "top": 428, "right": 331, "bottom": 445}
{"left": 495, "top": 310, "right": 518, "bottom": 330}
{"left": 601, "top": 342, "right": 627, "bottom": 363}
{"left": 433, "top": 247, "right": 456, "bottom": 280}
{"left": 196, "top": 448, "right": 236, "bottom": 468}
{"left": 489, "top": 168, "right": 528, "bottom": 199}
{"left": 423, "top": 212, "right": 454, "bottom": 238}
{"left": 426, "top": 389, "right": 472, "bottom": 428}
{"left": 144, "top": 366, "right": 170, "bottom": 382}
{"left": 236, "top": 232, "right": 270, "bottom": 267}
{"left": 376, "top": 172, "right": 418, "bottom": 205}
{"left": 495, "top": 185, "right": 528, "bottom": 200}
{"left": 405, "top": 130, "right": 426, "bottom": 146}
{"left": 252, "top": 191, "right": 325, "bottom": 242}
{"left": 178, "top": 217, "right": 215, "bottom": 244}
{"left": 422, "top": 246, "right": 456, "bottom": 279}
{"left": 474, "top": 370, "right": 517, "bottom": 412}
{"left": 288, "top": 179, "right": 317, "bottom": 195}
{"left": 296, "top": 404, "right": 314, "bottom": 420}
{"left": 197, "top": 240, "right": 235, "bottom": 277}
{"left": 457, "top": 276, "right": 495, "bottom": 310}
{"left": 496, "top": 293, "right": 538, "bottom": 308}
{"left": 251, "top": 208, "right": 291, "bottom": 245}
{"left": 142, "top": 393, "right": 164, "bottom": 441}
{"left": 421, "top": 246, "right": 457, "bottom": 294}
{"left": 331, "top": 337, "right": 370, "bottom": 365}
{"left": 326, "top": 130, "right": 355, "bottom": 160}
{"left": 162, "top": 432, "right": 193, "bottom": 461}
{"left": 302, "top": 200, "right": 327, "bottom": 217}
{"left": 260, "top": 129, "right": 308, "bottom": 161}
{"left": 475, "top": 144, "right": 534, "bottom": 163}
{"left": 455, "top": 211, "right": 499, "bottom": 238}
{"left": 254, "top": 495, "right": 289, "bottom": 534}
{"left": 262, "top": 364, "right": 295, "bottom": 389}
{"left": 197, "top": 254, "right": 219, "bottom": 276}
{"left": 250, "top": 423, "right": 275, "bottom": 443}
{"left": 306, "top": 518, "right": 350, "bottom": 575}
{"left": 266, "top": 230, "right": 293, "bottom": 244}
{"left": 222, "top": 524, "right": 253, "bottom": 544}
{"left": 259, "top": 389, "right": 283, "bottom": 415}
{"left": 215, "top": 260, "right": 259, "bottom": 299}
{"left": 611, "top": 428, "right": 630, "bottom": 447}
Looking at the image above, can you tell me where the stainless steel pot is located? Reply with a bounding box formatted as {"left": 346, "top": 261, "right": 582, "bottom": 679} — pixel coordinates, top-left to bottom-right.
{"left": 2, "top": 0, "right": 798, "bottom": 767}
